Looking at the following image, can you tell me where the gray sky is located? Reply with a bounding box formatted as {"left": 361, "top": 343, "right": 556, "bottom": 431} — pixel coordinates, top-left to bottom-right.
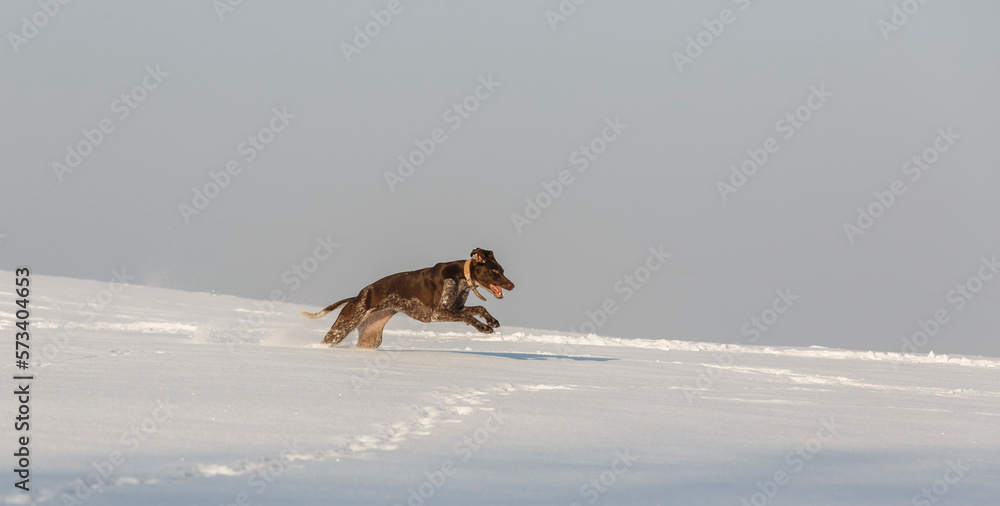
{"left": 3, "top": 0, "right": 999, "bottom": 356}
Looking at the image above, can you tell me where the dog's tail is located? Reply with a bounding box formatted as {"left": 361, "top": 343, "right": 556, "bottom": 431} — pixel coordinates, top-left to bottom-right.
{"left": 300, "top": 297, "right": 353, "bottom": 319}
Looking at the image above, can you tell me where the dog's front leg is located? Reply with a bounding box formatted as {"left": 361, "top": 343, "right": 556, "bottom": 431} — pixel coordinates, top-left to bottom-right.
{"left": 463, "top": 306, "right": 499, "bottom": 328}
{"left": 430, "top": 308, "right": 494, "bottom": 334}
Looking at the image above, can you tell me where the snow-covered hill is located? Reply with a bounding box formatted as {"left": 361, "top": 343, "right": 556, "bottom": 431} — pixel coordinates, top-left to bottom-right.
{"left": 1, "top": 272, "right": 998, "bottom": 505}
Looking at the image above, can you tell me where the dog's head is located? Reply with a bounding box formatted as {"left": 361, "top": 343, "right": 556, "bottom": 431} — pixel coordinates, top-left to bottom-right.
{"left": 470, "top": 248, "right": 515, "bottom": 299}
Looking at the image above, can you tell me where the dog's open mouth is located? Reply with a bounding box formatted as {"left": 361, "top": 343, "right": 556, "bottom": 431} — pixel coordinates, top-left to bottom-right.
{"left": 488, "top": 284, "right": 504, "bottom": 299}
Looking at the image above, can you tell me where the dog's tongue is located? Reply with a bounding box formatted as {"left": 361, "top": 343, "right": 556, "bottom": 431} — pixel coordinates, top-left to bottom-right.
{"left": 490, "top": 284, "right": 504, "bottom": 298}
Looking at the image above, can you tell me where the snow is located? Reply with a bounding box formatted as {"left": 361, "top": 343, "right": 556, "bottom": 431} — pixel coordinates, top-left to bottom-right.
{"left": 2, "top": 271, "right": 998, "bottom": 505}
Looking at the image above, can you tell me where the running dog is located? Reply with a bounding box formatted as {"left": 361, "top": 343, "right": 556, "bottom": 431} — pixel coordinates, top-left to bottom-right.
{"left": 301, "top": 248, "right": 514, "bottom": 349}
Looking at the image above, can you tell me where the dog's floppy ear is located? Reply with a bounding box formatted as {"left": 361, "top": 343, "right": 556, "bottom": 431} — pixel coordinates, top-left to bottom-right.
{"left": 471, "top": 248, "right": 492, "bottom": 264}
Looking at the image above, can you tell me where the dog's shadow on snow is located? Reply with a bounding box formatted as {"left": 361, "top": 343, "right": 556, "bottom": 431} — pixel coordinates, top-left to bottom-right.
{"left": 399, "top": 350, "right": 617, "bottom": 362}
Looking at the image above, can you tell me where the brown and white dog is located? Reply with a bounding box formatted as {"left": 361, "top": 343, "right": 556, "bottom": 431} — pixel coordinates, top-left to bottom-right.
{"left": 301, "top": 248, "right": 514, "bottom": 349}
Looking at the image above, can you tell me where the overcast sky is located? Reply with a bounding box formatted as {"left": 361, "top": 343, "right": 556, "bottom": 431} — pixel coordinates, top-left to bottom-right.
{"left": 2, "top": 0, "right": 998, "bottom": 356}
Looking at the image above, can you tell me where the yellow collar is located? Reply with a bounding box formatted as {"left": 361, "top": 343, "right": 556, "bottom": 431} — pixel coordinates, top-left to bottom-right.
{"left": 464, "top": 259, "right": 487, "bottom": 301}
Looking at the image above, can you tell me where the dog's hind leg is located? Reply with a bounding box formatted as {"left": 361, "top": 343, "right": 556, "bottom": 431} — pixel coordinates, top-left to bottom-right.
{"left": 356, "top": 309, "right": 395, "bottom": 349}
{"left": 322, "top": 299, "right": 366, "bottom": 345}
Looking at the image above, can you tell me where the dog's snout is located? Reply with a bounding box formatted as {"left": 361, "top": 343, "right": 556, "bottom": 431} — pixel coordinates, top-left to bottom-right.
{"left": 506, "top": 281, "right": 515, "bottom": 290}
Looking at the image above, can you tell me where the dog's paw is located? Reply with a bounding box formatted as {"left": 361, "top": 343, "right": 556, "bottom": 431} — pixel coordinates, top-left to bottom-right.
{"left": 486, "top": 317, "right": 500, "bottom": 328}
{"left": 475, "top": 323, "right": 494, "bottom": 334}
